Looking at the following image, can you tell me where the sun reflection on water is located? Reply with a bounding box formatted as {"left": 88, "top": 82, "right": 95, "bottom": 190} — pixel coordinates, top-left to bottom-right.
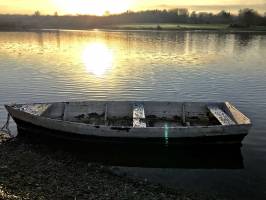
{"left": 82, "top": 42, "right": 113, "bottom": 76}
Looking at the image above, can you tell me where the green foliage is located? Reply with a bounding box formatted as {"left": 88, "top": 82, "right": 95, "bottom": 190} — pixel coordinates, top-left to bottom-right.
{"left": 34, "top": 10, "right": 41, "bottom": 17}
{"left": 239, "top": 8, "right": 261, "bottom": 26}
{"left": 0, "top": 7, "right": 265, "bottom": 30}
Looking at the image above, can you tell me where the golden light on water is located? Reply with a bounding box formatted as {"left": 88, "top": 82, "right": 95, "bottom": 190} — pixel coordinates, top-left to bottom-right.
{"left": 82, "top": 42, "right": 114, "bottom": 76}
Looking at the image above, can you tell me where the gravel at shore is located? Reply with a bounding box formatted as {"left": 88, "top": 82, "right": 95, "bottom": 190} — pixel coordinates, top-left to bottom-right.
{"left": 0, "top": 131, "right": 222, "bottom": 200}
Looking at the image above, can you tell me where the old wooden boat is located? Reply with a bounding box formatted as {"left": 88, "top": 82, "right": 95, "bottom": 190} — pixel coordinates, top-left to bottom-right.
{"left": 5, "top": 101, "right": 251, "bottom": 146}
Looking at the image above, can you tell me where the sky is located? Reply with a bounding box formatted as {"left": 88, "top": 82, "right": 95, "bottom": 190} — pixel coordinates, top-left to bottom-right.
{"left": 0, "top": 0, "right": 265, "bottom": 15}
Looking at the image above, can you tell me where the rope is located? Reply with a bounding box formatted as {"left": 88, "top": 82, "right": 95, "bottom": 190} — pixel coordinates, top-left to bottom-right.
{"left": 0, "top": 113, "right": 12, "bottom": 137}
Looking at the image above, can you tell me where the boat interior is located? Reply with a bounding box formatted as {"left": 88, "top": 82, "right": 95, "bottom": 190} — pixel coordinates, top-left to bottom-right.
{"left": 20, "top": 101, "right": 250, "bottom": 128}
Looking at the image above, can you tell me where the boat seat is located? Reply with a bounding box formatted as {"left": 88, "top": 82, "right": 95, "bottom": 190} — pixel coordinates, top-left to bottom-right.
{"left": 208, "top": 105, "right": 236, "bottom": 125}
{"left": 133, "top": 103, "right": 146, "bottom": 128}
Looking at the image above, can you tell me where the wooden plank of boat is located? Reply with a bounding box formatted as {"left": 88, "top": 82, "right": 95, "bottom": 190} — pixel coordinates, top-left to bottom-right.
{"left": 133, "top": 103, "right": 146, "bottom": 128}
{"left": 208, "top": 105, "right": 236, "bottom": 125}
{"left": 223, "top": 102, "right": 251, "bottom": 125}
{"left": 181, "top": 103, "right": 191, "bottom": 126}
{"left": 19, "top": 104, "right": 50, "bottom": 116}
{"left": 104, "top": 103, "right": 108, "bottom": 126}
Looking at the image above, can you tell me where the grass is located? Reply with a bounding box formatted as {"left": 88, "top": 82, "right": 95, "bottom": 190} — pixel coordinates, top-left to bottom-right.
{"left": 105, "top": 23, "right": 266, "bottom": 32}
{"left": 107, "top": 23, "right": 229, "bottom": 30}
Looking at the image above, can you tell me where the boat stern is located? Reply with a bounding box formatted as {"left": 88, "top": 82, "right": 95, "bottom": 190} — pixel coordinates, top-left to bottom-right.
{"left": 223, "top": 102, "right": 252, "bottom": 126}
{"left": 5, "top": 103, "right": 52, "bottom": 119}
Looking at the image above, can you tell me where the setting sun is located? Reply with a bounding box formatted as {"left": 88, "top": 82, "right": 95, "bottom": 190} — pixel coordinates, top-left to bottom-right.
{"left": 82, "top": 42, "right": 114, "bottom": 76}
{"left": 53, "top": 0, "right": 132, "bottom": 15}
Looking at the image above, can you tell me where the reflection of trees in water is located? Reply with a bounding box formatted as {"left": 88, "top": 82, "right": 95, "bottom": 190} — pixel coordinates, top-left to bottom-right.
{"left": 6, "top": 30, "right": 260, "bottom": 66}
{"left": 215, "top": 33, "right": 227, "bottom": 48}
{"left": 159, "top": 32, "right": 186, "bottom": 54}
{"left": 257, "top": 35, "right": 266, "bottom": 49}
{"left": 56, "top": 31, "right": 61, "bottom": 48}
{"left": 36, "top": 32, "right": 43, "bottom": 48}
{"left": 235, "top": 33, "right": 253, "bottom": 47}
{"left": 233, "top": 33, "right": 255, "bottom": 54}
{"left": 34, "top": 31, "right": 62, "bottom": 49}
{"left": 175, "top": 32, "right": 186, "bottom": 54}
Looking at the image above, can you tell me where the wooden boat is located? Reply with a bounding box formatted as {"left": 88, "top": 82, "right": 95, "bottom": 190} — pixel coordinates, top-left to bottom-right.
{"left": 5, "top": 101, "right": 252, "bottom": 146}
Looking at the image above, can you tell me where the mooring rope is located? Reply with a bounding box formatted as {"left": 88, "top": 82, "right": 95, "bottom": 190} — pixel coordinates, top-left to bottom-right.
{"left": 0, "top": 113, "right": 12, "bottom": 137}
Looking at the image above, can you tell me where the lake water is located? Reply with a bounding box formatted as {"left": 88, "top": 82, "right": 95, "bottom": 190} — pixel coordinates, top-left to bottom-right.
{"left": 0, "top": 30, "right": 266, "bottom": 199}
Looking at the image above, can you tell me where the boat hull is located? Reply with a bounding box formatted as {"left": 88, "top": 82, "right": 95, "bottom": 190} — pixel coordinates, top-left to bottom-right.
{"left": 14, "top": 117, "right": 247, "bottom": 146}
{"left": 5, "top": 101, "right": 251, "bottom": 147}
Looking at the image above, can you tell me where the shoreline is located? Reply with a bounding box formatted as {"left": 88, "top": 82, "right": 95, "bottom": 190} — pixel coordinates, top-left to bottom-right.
{"left": 1, "top": 24, "right": 266, "bottom": 34}
{"left": 0, "top": 132, "right": 219, "bottom": 200}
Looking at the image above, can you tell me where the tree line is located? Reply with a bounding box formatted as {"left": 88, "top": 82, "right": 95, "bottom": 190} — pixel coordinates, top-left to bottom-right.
{"left": 101, "top": 8, "right": 266, "bottom": 26}
{"left": 0, "top": 8, "right": 265, "bottom": 30}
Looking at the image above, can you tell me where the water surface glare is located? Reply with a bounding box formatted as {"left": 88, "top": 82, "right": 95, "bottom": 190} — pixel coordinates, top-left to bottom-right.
{"left": 0, "top": 30, "right": 266, "bottom": 199}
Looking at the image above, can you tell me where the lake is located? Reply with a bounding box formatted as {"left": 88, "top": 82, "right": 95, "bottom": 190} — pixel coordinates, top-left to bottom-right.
{"left": 0, "top": 30, "right": 266, "bottom": 199}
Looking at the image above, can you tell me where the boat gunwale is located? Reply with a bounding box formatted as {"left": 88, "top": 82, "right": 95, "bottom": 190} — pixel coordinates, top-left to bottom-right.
{"left": 5, "top": 101, "right": 252, "bottom": 129}
{"left": 4, "top": 104, "right": 251, "bottom": 140}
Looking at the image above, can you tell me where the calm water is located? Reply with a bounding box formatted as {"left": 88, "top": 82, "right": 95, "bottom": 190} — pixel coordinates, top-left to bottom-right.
{"left": 0, "top": 30, "right": 266, "bottom": 199}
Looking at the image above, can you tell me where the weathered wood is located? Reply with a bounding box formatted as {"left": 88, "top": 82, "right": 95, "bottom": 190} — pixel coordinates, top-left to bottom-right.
{"left": 63, "top": 103, "right": 67, "bottom": 121}
{"left": 105, "top": 104, "right": 108, "bottom": 126}
{"left": 208, "top": 105, "right": 236, "bottom": 125}
{"left": 16, "top": 104, "right": 50, "bottom": 116}
{"left": 223, "top": 102, "right": 251, "bottom": 125}
{"left": 41, "top": 103, "right": 65, "bottom": 119}
{"left": 4, "top": 101, "right": 251, "bottom": 146}
{"left": 133, "top": 103, "right": 146, "bottom": 128}
{"left": 182, "top": 103, "right": 186, "bottom": 125}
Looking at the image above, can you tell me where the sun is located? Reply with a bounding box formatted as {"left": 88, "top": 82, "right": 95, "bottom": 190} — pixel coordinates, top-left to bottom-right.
{"left": 53, "top": 0, "right": 132, "bottom": 16}
{"left": 82, "top": 42, "right": 114, "bottom": 76}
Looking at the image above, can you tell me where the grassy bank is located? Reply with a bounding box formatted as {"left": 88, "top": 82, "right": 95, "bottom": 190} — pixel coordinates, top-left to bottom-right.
{"left": 104, "top": 23, "right": 266, "bottom": 32}
{"left": 0, "top": 132, "right": 221, "bottom": 200}
{"left": 1, "top": 23, "right": 266, "bottom": 33}
{"left": 108, "top": 23, "right": 227, "bottom": 30}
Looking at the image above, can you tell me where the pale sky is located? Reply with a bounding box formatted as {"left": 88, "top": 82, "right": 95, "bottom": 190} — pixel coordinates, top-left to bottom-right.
{"left": 0, "top": 0, "right": 265, "bottom": 15}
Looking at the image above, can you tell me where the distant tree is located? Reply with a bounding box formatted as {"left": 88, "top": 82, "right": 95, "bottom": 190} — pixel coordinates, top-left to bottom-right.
{"left": 218, "top": 10, "right": 231, "bottom": 18}
{"left": 263, "top": 13, "right": 266, "bottom": 26}
{"left": 217, "top": 10, "right": 232, "bottom": 23}
{"left": 54, "top": 11, "right": 58, "bottom": 17}
{"left": 104, "top": 11, "right": 110, "bottom": 16}
{"left": 169, "top": 8, "right": 189, "bottom": 23}
{"left": 198, "top": 12, "right": 212, "bottom": 23}
{"left": 239, "top": 8, "right": 260, "bottom": 26}
{"left": 190, "top": 11, "right": 197, "bottom": 23}
{"left": 34, "top": 10, "right": 41, "bottom": 16}
{"left": 156, "top": 24, "right": 162, "bottom": 30}
{"left": 1, "top": 7, "right": 265, "bottom": 30}
{"left": 176, "top": 8, "right": 189, "bottom": 17}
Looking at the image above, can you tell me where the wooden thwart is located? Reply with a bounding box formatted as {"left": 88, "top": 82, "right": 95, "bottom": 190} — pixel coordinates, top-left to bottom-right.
{"left": 208, "top": 105, "right": 236, "bottom": 125}
{"left": 133, "top": 103, "right": 146, "bottom": 128}
{"left": 223, "top": 102, "right": 250, "bottom": 124}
